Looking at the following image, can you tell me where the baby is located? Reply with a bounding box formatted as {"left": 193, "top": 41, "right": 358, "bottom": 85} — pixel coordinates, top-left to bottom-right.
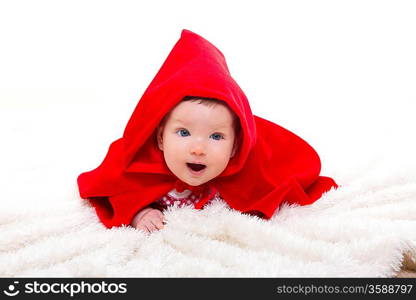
{"left": 77, "top": 29, "right": 337, "bottom": 231}
{"left": 130, "top": 96, "right": 240, "bottom": 233}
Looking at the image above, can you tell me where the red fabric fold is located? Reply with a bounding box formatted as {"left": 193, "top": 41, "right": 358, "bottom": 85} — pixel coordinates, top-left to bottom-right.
{"left": 77, "top": 29, "right": 338, "bottom": 228}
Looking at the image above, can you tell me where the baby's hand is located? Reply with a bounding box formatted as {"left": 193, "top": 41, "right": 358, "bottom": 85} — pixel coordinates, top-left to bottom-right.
{"left": 131, "top": 207, "right": 166, "bottom": 233}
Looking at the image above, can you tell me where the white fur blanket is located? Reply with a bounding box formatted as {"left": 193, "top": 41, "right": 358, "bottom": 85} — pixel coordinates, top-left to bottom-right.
{"left": 1, "top": 93, "right": 415, "bottom": 277}
{"left": 1, "top": 161, "right": 415, "bottom": 277}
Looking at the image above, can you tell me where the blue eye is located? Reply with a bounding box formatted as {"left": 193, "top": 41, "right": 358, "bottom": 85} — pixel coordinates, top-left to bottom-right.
{"left": 210, "top": 133, "right": 224, "bottom": 140}
{"left": 177, "top": 129, "right": 190, "bottom": 137}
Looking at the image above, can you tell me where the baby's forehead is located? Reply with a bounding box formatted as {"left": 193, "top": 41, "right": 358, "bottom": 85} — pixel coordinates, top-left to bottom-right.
{"left": 166, "top": 101, "right": 235, "bottom": 125}
{"left": 171, "top": 117, "right": 233, "bottom": 129}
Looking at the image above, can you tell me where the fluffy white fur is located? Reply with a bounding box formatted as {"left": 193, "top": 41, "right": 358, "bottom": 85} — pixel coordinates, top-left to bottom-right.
{"left": 1, "top": 161, "right": 415, "bottom": 277}
{"left": 1, "top": 91, "right": 415, "bottom": 277}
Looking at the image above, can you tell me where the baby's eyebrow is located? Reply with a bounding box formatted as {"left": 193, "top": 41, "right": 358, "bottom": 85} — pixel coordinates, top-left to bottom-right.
{"left": 172, "top": 119, "right": 188, "bottom": 125}
{"left": 212, "top": 123, "right": 232, "bottom": 130}
{"left": 173, "top": 119, "right": 230, "bottom": 131}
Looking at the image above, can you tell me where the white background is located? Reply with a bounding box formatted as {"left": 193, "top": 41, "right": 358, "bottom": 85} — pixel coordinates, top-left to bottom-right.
{"left": 1, "top": 0, "right": 415, "bottom": 201}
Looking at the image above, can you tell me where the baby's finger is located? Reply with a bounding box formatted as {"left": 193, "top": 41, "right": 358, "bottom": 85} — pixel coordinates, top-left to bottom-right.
{"left": 151, "top": 219, "right": 164, "bottom": 230}
{"left": 157, "top": 213, "right": 166, "bottom": 225}
{"left": 147, "top": 210, "right": 165, "bottom": 225}
{"left": 154, "top": 210, "right": 166, "bottom": 224}
{"left": 137, "top": 224, "right": 150, "bottom": 233}
{"left": 144, "top": 221, "right": 157, "bottom": 232}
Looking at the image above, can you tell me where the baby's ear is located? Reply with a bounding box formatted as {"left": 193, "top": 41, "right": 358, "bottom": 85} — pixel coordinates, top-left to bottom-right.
{"left": 156, "top": 126, "right": 164, "bottom": 151}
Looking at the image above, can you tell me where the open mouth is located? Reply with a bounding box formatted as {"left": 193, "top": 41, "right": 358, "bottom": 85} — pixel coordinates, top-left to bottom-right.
{"left": 186, "top": 163, "right": 207, "bottom": 172}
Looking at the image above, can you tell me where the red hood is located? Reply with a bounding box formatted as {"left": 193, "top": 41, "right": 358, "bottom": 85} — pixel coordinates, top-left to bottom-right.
{"left": 122, "top": 29, "right": 256, "bottom": 178}
{"left": 77, "top": 29, "right": 338, "bottom": 228}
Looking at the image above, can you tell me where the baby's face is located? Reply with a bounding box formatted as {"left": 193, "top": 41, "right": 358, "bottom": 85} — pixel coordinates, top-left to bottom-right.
{"left": 157, "top": 100, "right": 237, "bottom": 186}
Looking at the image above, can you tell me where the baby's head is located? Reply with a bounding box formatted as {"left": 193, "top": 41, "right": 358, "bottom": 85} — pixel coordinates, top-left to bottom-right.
{"left": 157, "top": 96, "right": 241, "bottom": 186}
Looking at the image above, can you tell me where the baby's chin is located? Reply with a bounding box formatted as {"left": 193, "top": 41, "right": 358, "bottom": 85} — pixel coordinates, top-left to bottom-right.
{"left": 181, "top": 176, "right": 210, "bottom": 186}
{"left": 181, "top": 172, "right": 212, "bottom": 186}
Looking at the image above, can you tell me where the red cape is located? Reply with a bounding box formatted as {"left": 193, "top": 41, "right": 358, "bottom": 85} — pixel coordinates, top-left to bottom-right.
{"left": 77, "top": 29, "right": 338, "bottom": 228}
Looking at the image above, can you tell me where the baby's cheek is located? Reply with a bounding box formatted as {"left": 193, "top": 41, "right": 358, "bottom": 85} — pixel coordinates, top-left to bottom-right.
{"left": 164, "top": 140, "right": 182, "bottom": 156}
{"left": 211, "top": 154, "right": 231, "bottom": 171}
{"left": 213, "top": 144, "right": 233, "bottom": 159}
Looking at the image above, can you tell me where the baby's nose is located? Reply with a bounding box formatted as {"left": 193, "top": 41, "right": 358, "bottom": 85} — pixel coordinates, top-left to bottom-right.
{"left": 190, "top": 144, "right": 206, "bottom": 156}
